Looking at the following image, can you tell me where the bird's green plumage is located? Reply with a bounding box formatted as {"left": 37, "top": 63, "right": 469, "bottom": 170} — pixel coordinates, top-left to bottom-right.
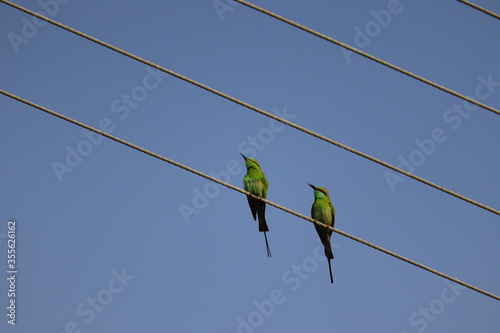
{"left": 241, "top": 154, "right": 271, "bottom": 257}
{"left": 309, "top": 184, "right": 335, "bottom": 283}
{"left": 242, "top": 158, "right": 268, "bottom": 198}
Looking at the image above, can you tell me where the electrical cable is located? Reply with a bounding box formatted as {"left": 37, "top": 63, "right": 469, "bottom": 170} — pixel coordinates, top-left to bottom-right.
{"left": 1, "top": 0, "right": 498, "bottom": 216}
{"left": 1, "top": 88, "right": 498, "bottom": 301}
{"left": 457, "top": 0, "right": 500, "bottom": 20}
{"left": 233, "top": 0, "right": 500, "bottom": 116}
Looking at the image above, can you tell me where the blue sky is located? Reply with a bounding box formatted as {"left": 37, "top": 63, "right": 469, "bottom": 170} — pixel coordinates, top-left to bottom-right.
{"left": 1, "top": 0, "right": 499, "bottom": 332}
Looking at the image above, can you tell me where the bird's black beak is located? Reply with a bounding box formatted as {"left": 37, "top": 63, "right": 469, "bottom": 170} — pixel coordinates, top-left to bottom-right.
{"left": 308, "top": 183, "right": 316, "bottom": 190}
{"left": 240, "top": 152, "right": 248, "bottom": 160}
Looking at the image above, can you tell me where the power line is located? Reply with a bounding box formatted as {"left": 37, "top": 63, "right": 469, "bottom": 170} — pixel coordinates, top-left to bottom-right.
{"left": 233, "top": 0, "right": 500, "bottom": 116}
{"left": 457, "top": 0, "right": 500, "bottom": 20}
{"left": 1, "top": 88, "right": 498, "bottom": 301}
{"left": 2, "top": 0, "right": 499, "bottom": 217}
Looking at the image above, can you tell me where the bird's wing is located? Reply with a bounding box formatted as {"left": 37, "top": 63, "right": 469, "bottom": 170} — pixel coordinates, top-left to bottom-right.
{"left": 247, "top": 195, "right": 258, "bottom": 220}
{"left": 314, "top": 222, "right": 334, "bottom": 258}
{"left": 329, "top": 201, "right": 335, "bottom": 229}
{"left": 262, "top": 176, "right": 269, "bottom": 199}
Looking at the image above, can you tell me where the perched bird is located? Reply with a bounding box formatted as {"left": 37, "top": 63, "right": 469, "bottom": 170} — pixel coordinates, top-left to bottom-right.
{"left": 308, "top": 184, "right": 335, "bottom": 283}
{"left": 241, "top": 153, "right": 271, "bottom": 257}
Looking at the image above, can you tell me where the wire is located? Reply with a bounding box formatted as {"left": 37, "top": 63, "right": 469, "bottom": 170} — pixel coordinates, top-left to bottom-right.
{"left": 233, "top": 0, "right": 500, "bottom": 116}
{"left": 457, "top": 0, "right": 500, "bottom": 20}
{"left": 1, "top": 0, "right": 498, "bottom": 217}
{"left": 1, "top": 88, "right": 498, "bottom": 301}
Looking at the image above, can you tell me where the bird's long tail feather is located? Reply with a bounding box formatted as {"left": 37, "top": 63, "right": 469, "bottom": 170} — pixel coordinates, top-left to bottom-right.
{"left": 327, "top": 259, "right": 334, "bottom": 283}
{"left": 258, "top": 208, "right": 269, "bottom": 232}
{"left": 264, "top": 231, "right": 272, "bottom": 258}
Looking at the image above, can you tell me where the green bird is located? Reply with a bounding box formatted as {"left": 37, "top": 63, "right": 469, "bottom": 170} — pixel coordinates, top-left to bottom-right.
{"left": 308, "top": 183, "right": 335, "bottom": 283}
{"left": 241, "top": 153, "right": 271, "bottom": 257}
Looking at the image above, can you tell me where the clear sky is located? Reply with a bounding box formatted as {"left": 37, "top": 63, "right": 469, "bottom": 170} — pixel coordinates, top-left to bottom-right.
{"left": 1, "top": 0, "right": 499, "bottom": 332}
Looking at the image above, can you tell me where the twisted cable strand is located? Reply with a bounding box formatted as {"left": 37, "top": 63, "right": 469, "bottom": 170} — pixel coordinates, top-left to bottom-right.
{"left": 233, "top": 0, "right": 500, "bottom": 116}
{"left": 0, "top": 0, "right": 498, "bottom": 217}
{"left": 457, "top": 0, "right": 500, "bottom": 20}
{"left": 1, "top": 88, "right": 498, "bottom": 301}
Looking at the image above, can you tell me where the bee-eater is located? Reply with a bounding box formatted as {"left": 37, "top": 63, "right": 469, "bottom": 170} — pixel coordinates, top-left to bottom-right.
{"left": 240, "top": 153, "right": 271, "bottom": 257}
{"left": 308, "top": 184, "right": 335, "bottom": 283}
